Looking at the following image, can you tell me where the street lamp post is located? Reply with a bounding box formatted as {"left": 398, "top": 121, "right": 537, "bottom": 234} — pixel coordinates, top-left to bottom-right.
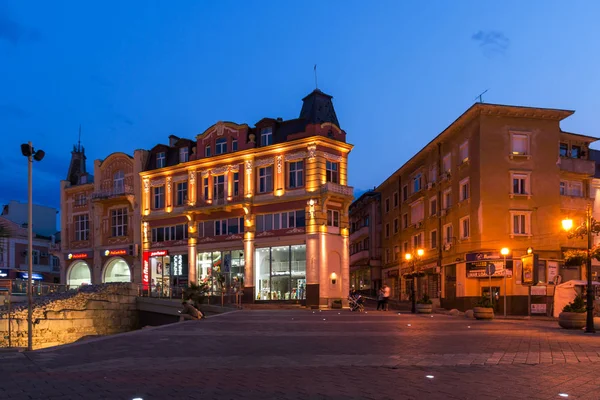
{"left": 405, "top": 248, "right": 424, "bottom": 314}
{"left": 562, "top": 206, "right": 596, "bottom": 334}
{"left": 20, "top": 142, "right": 45, "bottom": 351}
{"left": 500, "top": 247, "right": 510, "bottom": 317}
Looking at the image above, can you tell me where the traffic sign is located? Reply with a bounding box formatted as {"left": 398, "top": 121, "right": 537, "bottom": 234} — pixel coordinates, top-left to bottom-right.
{"left": 485, "top": 262, "right": 496, "bottom": 276}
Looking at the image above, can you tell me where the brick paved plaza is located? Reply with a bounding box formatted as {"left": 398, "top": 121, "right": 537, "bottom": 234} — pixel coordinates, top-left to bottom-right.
{"left": 1, "top": 308, "right": 600, "bottom": 399}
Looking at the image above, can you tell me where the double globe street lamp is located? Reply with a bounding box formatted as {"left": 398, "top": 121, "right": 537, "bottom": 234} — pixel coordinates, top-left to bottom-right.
{"left": 405, "top": 248, "right": 424, "bottom": 314}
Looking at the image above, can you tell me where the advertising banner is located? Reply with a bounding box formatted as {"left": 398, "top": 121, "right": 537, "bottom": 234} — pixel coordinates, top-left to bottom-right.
{"left": 142, "top": 251, "right": 150, "bottom": 290}
{"left": 466, "top": 252, "right": 513, "bottom": 278}
{"left": 521, "top": 254, "right": 537, "bottom": 285}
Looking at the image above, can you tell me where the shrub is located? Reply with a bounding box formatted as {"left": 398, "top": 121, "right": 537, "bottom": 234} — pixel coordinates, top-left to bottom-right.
{"left": 476, "top": 296, "right": 493, "bottom": 308}
{"left": 417, "top": 294, "right": 432, "bottom": 305}
{"left": 562, "top": 295, "right": 586, "bottom": 313}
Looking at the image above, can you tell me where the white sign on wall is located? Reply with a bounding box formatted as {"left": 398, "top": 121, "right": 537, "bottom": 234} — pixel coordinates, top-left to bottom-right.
{"left": 531, "top": 304, "right": 547, "bottom": 314}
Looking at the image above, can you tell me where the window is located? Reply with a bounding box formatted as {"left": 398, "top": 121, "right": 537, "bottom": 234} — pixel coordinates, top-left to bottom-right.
{"left": 402, "top": 185, "right": 408, "bottom": 201}
{"left": 385, "top": 198, "right": 390, "bottom": 213}
{"left": 176, "top": 181, "right": 188, "bottom": 206}
{"left": 288, "top": 161, "right": 304, "bottom": 188}
{"left": 111, "top": 208, "right": 128, "bottom": 237}
{"left": 215, "top": 138, "right": 227, "bottom": 155}
{"left": 403, "top": 242, "right": 409, "bottom": 255}
{"left": 429, "top": 196, "right": 437, "bottom": 217}
{"left": 151, "top": 224, "right": 189, "bottom": 242}
{"left": 75, "top": 193, "right": 87, "bottom": 206}
{"left": 571, "top": 145, "right": 581, "bottom": 158}
{"left": 385, "top": 248, "right": 391, "bottom": 264}
{"left": 459, "top": 178, "right": 470, "bottom": 202}
{"left": 256, "top": 210, "right": 305, "bottom": 232}
{"left": 511, "top": 172, "right": 530, "bottom": 195}
{"left": 114, "top": 170, "right": 124, "bottom": 194}
{"left": 215, "top": 220, "right": 228, "bottom": 236}
{"left": 560, "top": 181, "right": 566, "bottom": 195}
{"left": 559, "top": 143, "right": 568, "bottom": 157}
{"left": 385, "top": 223, "right": 390, "bottom": 238}
{"left": 402, "top": 213, "right": 408, "bottom": 229}
{"left": 327, "top": 210, "right": 340, "bottom": 227}
{"left": 205, "top": 144, "right": 211, "bottom": 157}
{"left": 227, "top": 217, "right": 245, "bottom": 235}
{"left": 213, "top": 175, "right": 226, "bottom": 201}
{"left": 443, "top": 153, "right": 451, "bottom": 173}
{"left": 233, "top": 172, "right": 239, "bottom": 197}
{"left": 443, "top": 224, "right": 453, "bottom": 244}
{"left": 561, "top": 180, "right": 583, "bottom": 197}
{"left": 393, "top": 192, "right": 399, "bottom": 208}
{"left": 511, "top": 133, "right": 529, "bottom": 155}
{"left": 413, "top": 173, "right": 422, "bottom": 193}
{"left": 430, "top": 230, "right": 437, "bottom": 249}
{"left": 156, "top": 152, "right": 166, "bottom": 168}
{"left": 232, "top": 139, "right": 238, "bottom": 152}
{"left": 326, "top": 161, "right": 339, "bottom": 184}
{"left": 260, "top": 127, "right": 273, "bottom": 146}
{"left": 203, "top": 177, "right": 209, "bottom": 200}
{"left": 179, "top": 147, "right": 189, "bottom": 163}
{"left": 32, "top": 250, "right": 40, "bottom": 265}
{"left": 258, "top": 166, "right": 273, "bottom": 193}
{"left": 393, "top": 246, "right": 399, "bottom": 261}
{"left": 394, "top": 218, "right": 399, "bottom": 234}
{"left": 410, "top": 200, "right": 424, "bottom": 224}
{"left": 460, "top": 216, "right": 470, "bottom": 239}
{"left": 511, "top": 212, "right": 530, "bottom": 236}
{"left": 429, "top": 165, "right": 438, "bottom": 183}
{"left": 74, "top": 214, "right": 89, "bottom": 241}
{"left": 459, "top": 140, "right": 469, "bottom": 163}
{"left": 153, "top": 186, "right": 165, "bottom": 209}
{"left": 412, "top": 232, "right": 423, "bottom": 249}
{"left": 443, "top": 189, "right": 452, "bottom": 209}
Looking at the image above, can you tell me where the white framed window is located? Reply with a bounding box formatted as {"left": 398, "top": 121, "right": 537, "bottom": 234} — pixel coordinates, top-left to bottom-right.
{"left": 429, "top": 196, "right": 437, "bottom": 216}
{"left": 233, "top": 172, "right": 240, "bottom": 197}
{"left": 114, "top": 170, "right": 124, "bottom": 194}
{"left": 443, "top": 189, "right": 452, "bottom": 209}
{"left": 559, "top": 181, "right": 566, "bottom": 195}
{"left": 410, "top": 200, "right": 424, "bottom": 224}
{"left": 111, "top": 207, "right": 128, "bottom": 237}
{"left": 260, "top": 127, "right": 273, "bottom": 146}
{"left": 571, "top": 181, "right": 583, "bottom": 197}
{"left": 511, "top": 172, "right": 530, "bottom": 196}
{"left": 459, "top": 178, "right": 470, "bottom": 202}
{"left": 203, "top": 177, "right": 209, "bottom": 200}
{"left": 443, "top": 153, "right": 451, "bottom": 173}
{"left": 179, "top": 147, "right": 189, "bottom": 163}
{"left": 214, "top": 219, "right": 228, "bottom": 236}
{"left": 215, "top": 138, "right": 227, "bottom": 155}
{"left": 402, "top": 213, "right": 408, "bottom": 229}
{"left": 393, "top": 192, "right": 399, "bottom": 208}
{"left": 213, "top": 175, "right": 226, "bottom": 201}
{"left": 511, "top": 132, "right": 530, "bottom": 156}
{"left": 326, "top": 161, "right": 339, "bottom": 184}
{"left": 510, "top": 211, "right": 531, "bottom": 237}
{"left": 459, "top": 140, "right": 469, "bottom": 163}
{"left": 74, "top": 214, "right": 89, "bottom": 241}
{"left": 430, "top": 229, "right": 437, "bottom": 249}
{"left": 412, "top": 232, "right": 423, "bottom": 249}
{"left": 156, "top": 152, "right": 166, "bottom": 168}
{"left": 153, "top": 186, "right": 165, "bottom": 209}
{"left": 385, "top": 223, "right": 390, "bottom": 238}
{"left": 205, "top": 144, "right": 211, "bottom": 157}
{"left": 385, "top": 198, "right": 390, "bottom": 213}
{"left": 176, "top": 181, "right": 188, "bottom": 206}
{"left": 75, "top": 193, "right": 87, "bottom": 206}
{"left": 258, "top": 166, "right": 273, "bottom": 193}
{"left": 232, "top": 139, "right": 238, "bottom": 152}
{"left": 443, "top": 223, "right": 453, "bottom": 244}
{"left": 288, "top": 161, "right": 304, "bottom": 188}
{"left": 327, "top": 210, "right": 340, "bottom": 227}
{"left": 394, "top": 218, "right": 399, "bottom": 234}
{"left": 413, "top": 173, "right": 422, "bottom": 193}
{"left": 459, "top": 216, "right": 470, "bottom": 239}
{"left": 402, "top": 185, "right": 408, "bottom": 201}
{"left": 256, "top": 210, "right": 305, "bottom": 232}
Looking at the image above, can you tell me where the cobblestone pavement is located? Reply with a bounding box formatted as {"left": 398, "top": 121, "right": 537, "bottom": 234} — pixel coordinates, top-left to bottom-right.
{"left": 1, "top": 309, "right": 600, "bottom": 399}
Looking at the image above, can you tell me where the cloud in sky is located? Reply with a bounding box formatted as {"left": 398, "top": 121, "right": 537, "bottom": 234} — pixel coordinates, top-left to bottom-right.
{"left": 472, "top": 30, "right": 509, "bottom": 57}
{"left": 0, "top": 8, "right": 40, "bottom": 45}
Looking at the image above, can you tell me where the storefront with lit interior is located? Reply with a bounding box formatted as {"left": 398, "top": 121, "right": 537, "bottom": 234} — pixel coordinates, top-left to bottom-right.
{"left": 65, "top": 252, "right": 93, "bottom": 287}
{"left": 196, "top": 249, "right": 244, "bottom": 294}
{"left": 254, "top": 244, "right": 306, "bottom": 301}
{"left": 102, "top": 249, "right": 132, "bottom": 283}
{"left": 142, "top": 249, "right": 188, "bottom": 293}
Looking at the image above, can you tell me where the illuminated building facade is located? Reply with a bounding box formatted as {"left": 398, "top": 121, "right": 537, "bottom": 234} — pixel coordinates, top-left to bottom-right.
{"left": 349, "top": 190, "right": 381, "bottom": 293}
{"left": 138, "top": 90, "right": 353, "bottom": 307}
{"left": 377, "top": 103, "right": 597, "bottom": 314}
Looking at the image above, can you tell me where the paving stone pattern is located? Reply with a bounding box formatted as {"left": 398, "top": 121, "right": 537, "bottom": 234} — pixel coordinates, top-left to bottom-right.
{"left": 1, "top": 309, "right": 600, "bottom": 399}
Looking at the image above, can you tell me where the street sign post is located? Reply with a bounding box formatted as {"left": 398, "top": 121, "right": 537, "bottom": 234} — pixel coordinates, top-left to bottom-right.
{"left": 485, "top": 262, "right": 496, "bottom": 306}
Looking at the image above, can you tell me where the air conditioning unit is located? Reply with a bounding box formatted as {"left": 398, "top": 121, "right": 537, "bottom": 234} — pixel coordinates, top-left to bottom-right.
{"left": 443, "top": 243, "right": 452, "bottom": 251}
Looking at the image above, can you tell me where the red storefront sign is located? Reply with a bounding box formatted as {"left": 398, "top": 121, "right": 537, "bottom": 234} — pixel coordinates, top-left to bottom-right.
{"left": 67, "top": 252, "right": 91, "bottom": 260}
{"left": 142, "top": 251, "right": 150, "bottom": 289}
{"left": 104, "top": 249, "right": 127, "bottom": 257}
{"left": 150, "top": 250, "right": 169, "bottom": 257}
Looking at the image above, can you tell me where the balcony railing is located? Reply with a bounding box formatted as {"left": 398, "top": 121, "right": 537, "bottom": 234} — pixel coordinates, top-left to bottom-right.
{"left": 92, "top": 185, "right": 134, "bottom": 200}
{"left": 322, "top": 182, "right": 354, "bottom": 197}
{"left": 350, "top": 225, "right": 369, "bottom": 242}
{"left": 559, "top": 157, "right": 595, "bottom": 176}
{"left": 197, "top": 195, "right": 244, "bottom": 207}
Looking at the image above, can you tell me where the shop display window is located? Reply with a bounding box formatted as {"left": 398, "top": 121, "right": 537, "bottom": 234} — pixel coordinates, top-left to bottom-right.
{"left": 254, "top": 245, "right": 306, "bottom": 301}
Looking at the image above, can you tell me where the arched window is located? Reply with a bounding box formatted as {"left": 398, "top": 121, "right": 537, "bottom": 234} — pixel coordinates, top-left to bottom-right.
{"left": 215, "top": 138, "right": 227, "bottom": 155}
{"left": 103, "top": 258, "right": 131, "bottom": 283}
{"left": 114, "top": 170, "right": 125, "bottom": 194}
{"left": 67, "top": 261, "right": 91, "bottom": 288}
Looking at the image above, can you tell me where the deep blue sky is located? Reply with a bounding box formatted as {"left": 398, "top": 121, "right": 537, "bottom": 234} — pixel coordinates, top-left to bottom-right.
{"left": 2, "top": 1, "right": 600, "bottom": 216}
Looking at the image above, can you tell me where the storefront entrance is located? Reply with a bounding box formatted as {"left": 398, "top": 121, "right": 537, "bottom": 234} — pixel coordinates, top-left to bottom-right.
{"left": 102, "top": 257, "right": 131, "bottom": 283}
{"left": 197, "top": 250, "right": 244, "bottom": 294}
{"left": 254, "top": 245, "right": 306, "bottom": 301}
{"left": 67, "top": 261, "right": 91, "bottom": 287}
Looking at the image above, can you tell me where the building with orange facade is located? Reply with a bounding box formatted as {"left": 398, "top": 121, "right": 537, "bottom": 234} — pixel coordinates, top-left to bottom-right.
{"left": 138, "top": 90, "right": 353, "bottom": 307}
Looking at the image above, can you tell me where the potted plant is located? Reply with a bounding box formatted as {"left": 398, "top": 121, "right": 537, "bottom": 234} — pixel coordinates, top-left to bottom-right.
{"left": 473, "top": 297, "right": 494, "bottom": 320}
{"left": 416, "top": 294, "right": 433, "bottom": 314}
{"left": 563, "top": 249, "right": 587, "bottom": 267}
{"left": 558, "top": 295, "right": 587, "bottom": 329}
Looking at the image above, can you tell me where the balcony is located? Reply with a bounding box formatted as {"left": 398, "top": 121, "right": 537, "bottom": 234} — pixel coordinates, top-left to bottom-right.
{"left": 560, "top": 195, "right": 590, "bottom": 211}
{"left": 321, "top": 182, "right": 354, "bottom": 197}
{"left": 350, "top": 250, "right": 370, "bottom": 265}
{"left": 92, "top": 185, "right": 134, "bottom": 200}
{"left": 350, "top": 225, "right": 369, "bottom": 242}
{"left": 559, "top": 157, "right": 595, "bottom": 176}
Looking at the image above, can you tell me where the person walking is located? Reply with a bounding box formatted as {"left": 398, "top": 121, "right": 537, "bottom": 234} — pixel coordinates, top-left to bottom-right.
{"left": 382, "top": 284, "right": 391, "bottom": 311}
{"left": 376, "top": 287, "right": 385, "bottom": 311}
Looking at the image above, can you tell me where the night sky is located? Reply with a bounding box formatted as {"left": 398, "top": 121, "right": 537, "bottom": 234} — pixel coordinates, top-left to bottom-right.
{"left": 2, "top": 1, "right": 600, "bottom": 226}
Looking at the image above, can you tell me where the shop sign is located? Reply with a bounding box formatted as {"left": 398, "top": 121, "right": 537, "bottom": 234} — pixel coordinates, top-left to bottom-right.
{"left": 104, "top": 249, "right": 127, "bottom": 257}
{"left": 17, "top": 272, "right": 43, "bottom": 280}
{"left": 150, "top": 250, "right": 169, "bottom": 257}
{"left": 142, "top": 251, "right": 150, "bottom": 289}
{"left": 66, "top": 252, "right": 91, "bottom": 260}
{"left": 531, "top": 304, "right": 547, "bottom": 314}
{"left": 521, "top": 254, "right": 537, "bottom": 285}
{"left": 466, "top": 252, "right": 512, "bottom": 278}
{"left": 0, "top": 269, "right": 7, "bottom": 278}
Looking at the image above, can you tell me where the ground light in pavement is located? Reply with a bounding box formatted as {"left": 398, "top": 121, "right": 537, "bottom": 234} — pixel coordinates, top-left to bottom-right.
{"left": 426, "top": 375, "right": 434, "bottom": 379}
{"left": 559, "top": 394, "right": 569, "bottom": 398}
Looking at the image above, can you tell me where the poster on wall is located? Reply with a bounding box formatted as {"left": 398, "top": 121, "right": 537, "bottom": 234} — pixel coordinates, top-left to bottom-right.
{"left": 521, "top": 254, "right": 537, "bottom": 285}
{"left": 547, "top": 261, "right": 558, "bottom": 285}
{"left": 514, "top": 260, "right": 522, "bottom": 284}
{"left": 466, "top": 252, "right": 513, "bottom": 278}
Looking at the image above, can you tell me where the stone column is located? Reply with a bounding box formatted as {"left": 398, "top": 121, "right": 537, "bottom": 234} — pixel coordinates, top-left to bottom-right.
{"left": 341, "top": 230, "right": 350, "bottom": 307}
{"left": 187, "top": 234, "right": 197, "bottom": 286}
{"left": 243, "top": 230, "right": 254, "bottom": 303}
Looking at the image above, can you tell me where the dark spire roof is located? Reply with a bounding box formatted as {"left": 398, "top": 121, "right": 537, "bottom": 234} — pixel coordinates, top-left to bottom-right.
{"left": 299, "top": 89, "right": 340, "bottom": 127}
{"left": 66, "top": 128, "right": 92, "bottom": 185}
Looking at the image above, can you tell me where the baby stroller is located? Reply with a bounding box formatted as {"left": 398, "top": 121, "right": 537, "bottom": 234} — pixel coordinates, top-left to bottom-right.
{"left": 348, "top": 293, "right": 365, "bottom": 312}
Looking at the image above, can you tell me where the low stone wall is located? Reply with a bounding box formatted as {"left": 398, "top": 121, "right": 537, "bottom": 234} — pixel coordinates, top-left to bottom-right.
{"left": 0, "top": 283, "right": 138, "bottom": 349}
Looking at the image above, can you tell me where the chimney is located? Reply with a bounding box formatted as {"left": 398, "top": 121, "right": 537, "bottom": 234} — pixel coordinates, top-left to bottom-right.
{"left": 168, "top": 135, "right": 180, "bottom": 147}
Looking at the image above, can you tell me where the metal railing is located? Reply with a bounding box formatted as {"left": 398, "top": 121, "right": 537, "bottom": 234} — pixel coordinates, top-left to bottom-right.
{"left": 91, "top": 185, "right": 134, "bottom": 200}
{"left": 135, "top": 283, "right": 243, "bottom": 308}
{"left": 0, "top": 279, "right": 71, "bottom": 296}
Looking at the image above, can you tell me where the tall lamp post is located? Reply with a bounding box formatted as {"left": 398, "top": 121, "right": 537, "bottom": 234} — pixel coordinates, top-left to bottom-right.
{"left": 405, "top": 248, "right": 424, "bottom": 314}
{"left": 20, "top": 142, "right": 45, "bottom": 351}
{"left": 500, "top": 247, "right": 510, "bottom": 317}
{"left": 562, "top": 206, "right": 596, "bottom": 334}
